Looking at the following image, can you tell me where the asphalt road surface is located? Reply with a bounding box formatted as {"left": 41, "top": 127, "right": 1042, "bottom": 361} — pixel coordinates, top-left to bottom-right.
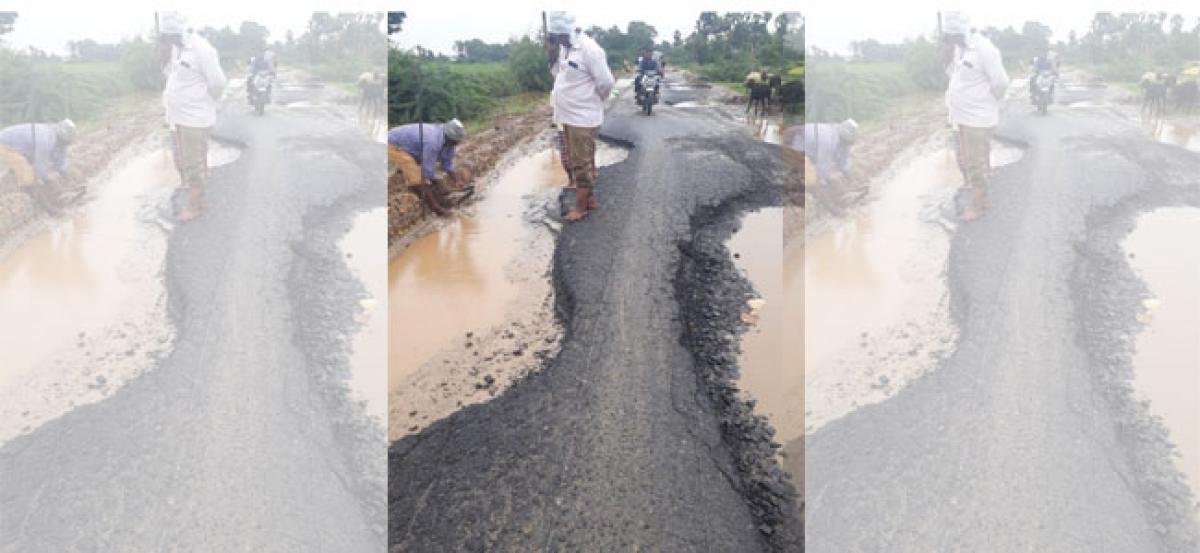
{"left": 806, "top": 88, "right": 1200, "bottom": 551}
{"left": 0, "top": 80, "right": 386, "bottom": 551}
{"left": 390, "top": 75, "right": 802, "bottom": 551}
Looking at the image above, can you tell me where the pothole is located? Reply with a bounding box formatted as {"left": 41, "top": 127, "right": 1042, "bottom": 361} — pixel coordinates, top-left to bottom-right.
{"left": 728, "top": 207, "right": 801, "bottom": 454}
{"left": 1155, "top": 122, "right": 1200, "bottom": 152}
{"left": 0, "top": 144, "right": 178, "bottom": 444}
{"left": 208, "top": 139, "right": 242, "bottom": 167}
{"left": 805, "top": 142, "right": 961, "bottom": 432}
{"left": 341, "top": 206, "right": 387, "bottom": 424}
{"left": 991, "top": 140, "right": 1025, "bottom": 167}
{"left": 388, "top": 143, "right": 569, "bottom": 440}
{"left": 1123, "top": 206, "right": 1200, "bottom": 497}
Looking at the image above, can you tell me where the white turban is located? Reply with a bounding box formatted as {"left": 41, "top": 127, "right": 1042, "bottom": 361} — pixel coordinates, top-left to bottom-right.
{"left": 943, "top": 11, "right": 970, "bottom": 36}
{"left": 547, "top": 11, "right": 575, "bottom": 35}
{"left": 160, "top": 11, "right": 187, "bottom": 35}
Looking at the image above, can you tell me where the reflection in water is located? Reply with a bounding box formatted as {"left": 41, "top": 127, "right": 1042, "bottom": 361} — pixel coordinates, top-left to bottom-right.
{"left": 0, "top": 148, "right": 176, "bottom": 390}
{"left": 389, "top": 149, "right": 565, "bottom": 391}
{"left": 805, "top": 147, "right": 960, "bottom": 372}
{"left": 1123, "top": 207, "right": 1200, "bottom": 495}
{"left": 341, "top": 207, "right": 387, "bottom": 424}
{"left": 1156, "top": 122, "right": 1200, "bottom": 152}
{"left": 728, "top": 208, "right": 800, "bottom": 443}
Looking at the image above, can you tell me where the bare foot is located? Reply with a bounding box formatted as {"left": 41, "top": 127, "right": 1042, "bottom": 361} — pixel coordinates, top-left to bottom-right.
{"left": 177, "top": 206, "right": 202, "bottom": 221}
{"left": 565, "top": 208, "right": 589, "bottom": 222}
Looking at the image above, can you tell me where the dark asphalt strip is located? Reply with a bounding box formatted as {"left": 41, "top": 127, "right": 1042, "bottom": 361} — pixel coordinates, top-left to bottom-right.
{"left": 391, "top": 96, "right": 800, "bottom": 551}
{"left": 675, "top": 186, "right": 802, "bottom": 551}
{"left": 1070, "top": 141, "right": 1200, "bottom": 552}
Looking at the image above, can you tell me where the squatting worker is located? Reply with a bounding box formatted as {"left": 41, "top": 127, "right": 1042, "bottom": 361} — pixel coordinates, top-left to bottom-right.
{"left": 545, "top": 11, "right": 614, "bottom": 222}
{"left": 387, "top": 119, "right": 466, "bottom": 217}
{"left": 801, "top": 118, "right": 858, "bottom": 185}
{"left": 942, "top": 11, "right": 1009, "bottom": 221}
{"left": 0, "top": 119, "right": 77, "bottom": 214}
{"left": 160, "top": 11, "right": 227, "bottom": 222}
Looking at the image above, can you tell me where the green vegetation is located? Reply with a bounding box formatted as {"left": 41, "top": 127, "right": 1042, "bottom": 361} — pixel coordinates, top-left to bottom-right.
{"left": 389, "top": 11, "right": 805, "bottom": 125}
{"left": 1065, "top": 12, "right": 1200, "bottom": 81}
{"left": 388, "top": 28, "right": 552, "bottom": 127}
{"left": 0, "top": 11, "right": 382, "bottom": 129}
{"left": 809, "top": 11, "right": 1200, "bottom": 124}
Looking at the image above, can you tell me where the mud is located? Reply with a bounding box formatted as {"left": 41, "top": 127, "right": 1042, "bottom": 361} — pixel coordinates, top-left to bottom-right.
{"left": 1156, "top": 122, "right": 1200, "bottom": 152}
{"left": 0, "top": 96, "right": 168, "bottom": 245}
{"left": 808, "top": 91, "right": 1200, "bottom": 550}
{"left": 1122, "top": 207, "right": 1200, "bottom": 496}
{"left": 388, "top": 136, "right": 567, "bottom": 440}
{"left": 0, "top": 68, "right": 388, "bottom": 550}
{"left": 803, "top": 140, "right": 963, "bottom": 432}
{"left": 389, "top": 102, "right": 555, "bottom": 254}
{"left": 676, "top": 190, "right": 800, "bottom": 550}
{"left": 391, "top": 71, "right": 802, "bottom": 551}
{"left": 0, "top": 140, "right": 177, "bottom": 444}
{"left": 342, "top": 206, "right": 388, "bottom": 423}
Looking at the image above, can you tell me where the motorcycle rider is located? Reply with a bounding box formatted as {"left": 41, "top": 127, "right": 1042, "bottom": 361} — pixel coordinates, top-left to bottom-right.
{"left": 247, "top": 49, "right": 275, "bottom": 106}
{"left": 1028, "top": 48, "right": 1058, "bottom": 103}
{"left": 633, "top": 47, "right": 661, "bottom": 100}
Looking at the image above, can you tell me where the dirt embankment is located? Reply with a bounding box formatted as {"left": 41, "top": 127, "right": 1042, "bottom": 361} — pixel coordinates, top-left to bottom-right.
{"left": 0, "top": 97, "right": 164, "bottom": 244}
{"left": 388, "top": 102, "right": 553, "bottom": 256}
{"left": 798, "top": 94, "right": 946, "bottom": 240}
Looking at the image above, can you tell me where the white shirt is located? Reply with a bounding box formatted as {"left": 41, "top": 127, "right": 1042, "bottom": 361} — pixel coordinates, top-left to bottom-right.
{"left": 550, "top": 32, "right": 614, "bottom": 128}
{"left": 163, "top": 33, "right": 227, "bottom": 128}
{"left": 945, "top": 33, "right": 1009, "bottom": 128}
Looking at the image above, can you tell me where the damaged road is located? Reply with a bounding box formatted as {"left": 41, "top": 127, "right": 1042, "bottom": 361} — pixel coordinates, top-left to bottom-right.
{"left": 806, "top": 92, "right": 1200, "bottom": 551}
{"left": 390, "top": 75, "right": 802, "bottom": 551}
{"left": 0, "top": 79, "right": 386, "bottom": 551}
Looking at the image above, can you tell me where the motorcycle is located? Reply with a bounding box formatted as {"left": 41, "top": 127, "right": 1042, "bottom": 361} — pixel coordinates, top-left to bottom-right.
{"left": 636, "top": 71, "right": 661, "bottom": 115}
{"left": 1032, "top": 71, "right": 1055, "bottom": 115}
{"left": 248, "top": 72, "right": 273, "bottom": 116}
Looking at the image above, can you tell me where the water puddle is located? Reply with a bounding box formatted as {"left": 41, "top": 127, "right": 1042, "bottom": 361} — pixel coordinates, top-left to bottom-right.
{"left": 341, "top": 207, "right": 387, "bottom": 424}
{"left": 388, "top": 148, "right": 566, "bottom": 390}
{"left": 208, "top": 140, "right": 242, "bottom": 167}
{"left": 0, "top": 145, "right": 178, "bottom": 443}
{"left": 729, "top": 208, "right": 800, "bottom": 445}
{"left": 804, "top": 144, "right": 964, "bottom": 432}
{"left": 1155, "top": 122, "right": 1200, "bottom": 152}
{"left": 990, "top": 140, "right": 1025, "bottom": 167}
{"left": 1123, "top": 206, "right": 1200, "bottom": 495}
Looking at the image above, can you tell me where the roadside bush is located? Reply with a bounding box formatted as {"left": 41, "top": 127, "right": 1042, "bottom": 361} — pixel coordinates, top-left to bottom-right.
{"left": 121, "top": 38, "right": 163, "bottom": 91}
{"left": 0, "top": 54, "right": 130, "bottom": 125}
{"left": 698, "top": 52, "right": 761, "bottom": 83}
{"left": 903, "top": 38, "right": 946, "bottom": 92}
{"left": 805, "top": 61, "right": 917, "bottom": 123}
{"left": 508, "top": 37, "right": 552, "bottom": 93}
{"left": 390, "top": 51, "right": 525, "bottom": 125}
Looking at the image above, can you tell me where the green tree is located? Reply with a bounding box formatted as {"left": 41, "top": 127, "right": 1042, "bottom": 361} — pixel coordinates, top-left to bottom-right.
{"left": 508, "top": 36, "right": 552, "bottom": 92}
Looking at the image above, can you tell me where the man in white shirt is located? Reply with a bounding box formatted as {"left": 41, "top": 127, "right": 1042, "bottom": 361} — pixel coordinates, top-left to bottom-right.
{"left": 544, "top": 11, "right": 614, "bottom": 222}
{"left": 159, "top": 11, "right": 227, "bottom": 221}
{"left": 942, "top": 11, "right": 1009, "bottom": 221}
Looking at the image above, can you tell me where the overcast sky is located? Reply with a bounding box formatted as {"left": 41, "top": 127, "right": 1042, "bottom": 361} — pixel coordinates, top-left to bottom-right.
{"left": 807, "top": 0, "right": 1200, "bottom": 54}
{"left": 3, "top": 0, "right": 386, "bottom": 55}
{"left": 393, "top": 1, "right": 802, "bottom": 56}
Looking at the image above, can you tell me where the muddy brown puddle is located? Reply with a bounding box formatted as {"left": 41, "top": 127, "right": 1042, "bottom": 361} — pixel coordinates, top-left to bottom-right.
{"left": 341, "top": 207, "right": 387, "bottom": 425}
{"left": 1123, "top": 207, "right": 1200, "bottom": 496}
{"left": 0, "top": 142, "right": 223, "bottom": 442}
{"left": 802, "top": 141, "right": 1027, "bottom": 432}
{"left": 388, "top": 148, "right": 566, "bottom": 393}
